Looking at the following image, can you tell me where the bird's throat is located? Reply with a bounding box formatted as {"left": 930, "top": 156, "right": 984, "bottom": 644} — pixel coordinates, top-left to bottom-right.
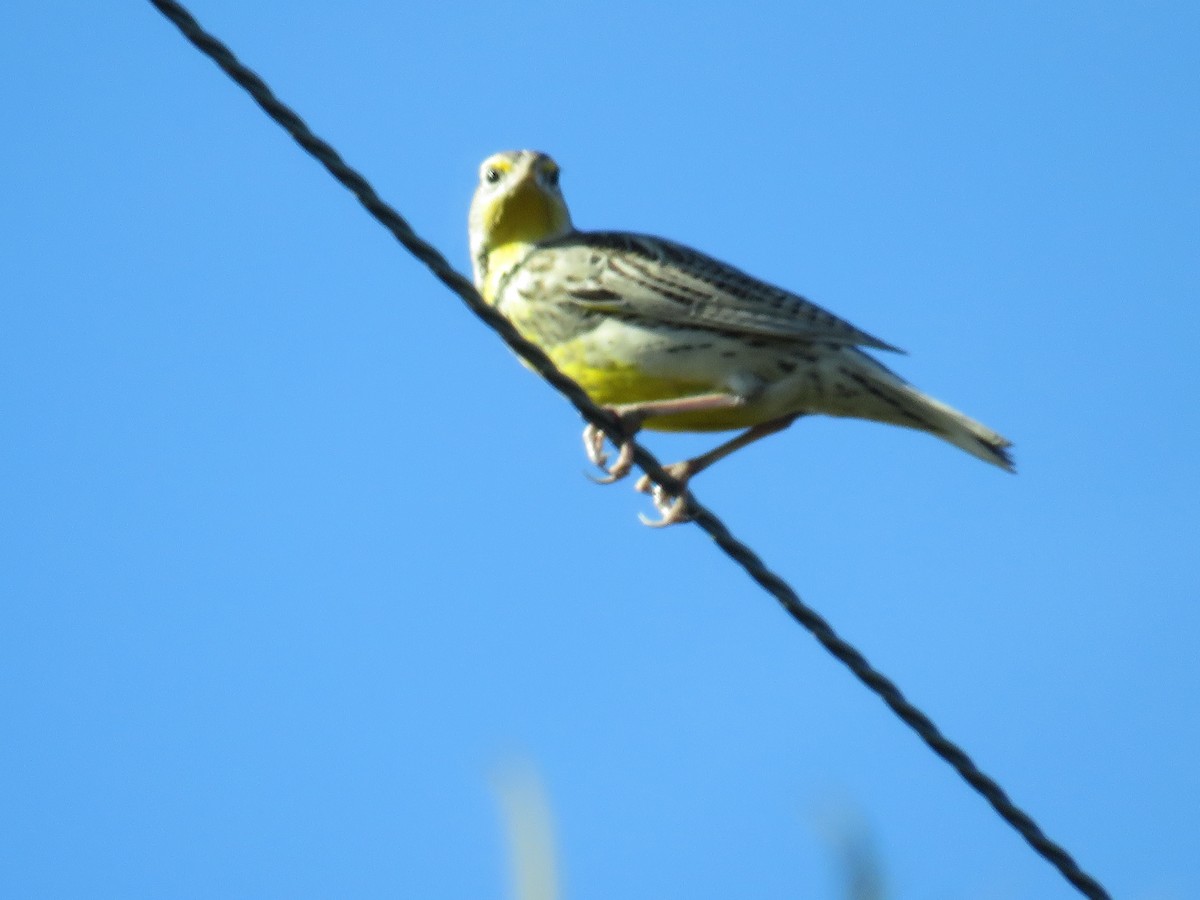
{"left": 485, "top": 180, "right": 569, "bottom": 250}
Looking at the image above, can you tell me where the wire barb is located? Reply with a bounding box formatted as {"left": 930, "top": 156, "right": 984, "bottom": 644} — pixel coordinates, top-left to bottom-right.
{"left": 147, "top": 2, "right": 1110, "bottom": 897}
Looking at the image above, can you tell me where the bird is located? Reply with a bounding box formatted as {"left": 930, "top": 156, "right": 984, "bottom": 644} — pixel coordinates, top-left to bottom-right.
{"left": 468, "top": 150, "right": 1013, "bottom": 526}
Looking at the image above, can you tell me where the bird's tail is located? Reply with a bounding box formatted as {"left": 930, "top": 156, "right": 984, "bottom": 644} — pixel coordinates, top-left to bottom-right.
{"left": 831, "top": 353, "right": 1015, "bottom": 472}
{"left": 897, "top": 382, "right": 1014, "bottom": 471}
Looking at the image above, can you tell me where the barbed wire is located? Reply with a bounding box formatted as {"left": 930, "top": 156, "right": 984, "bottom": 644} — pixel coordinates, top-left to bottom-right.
{"left": 146, "top": 2, "right": 1110, "bottom": 897}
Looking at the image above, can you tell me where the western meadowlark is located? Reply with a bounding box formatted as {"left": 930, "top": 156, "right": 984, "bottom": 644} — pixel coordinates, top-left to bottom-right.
{"left": 468, "top": 150, "right": 1013, "bottom": 525}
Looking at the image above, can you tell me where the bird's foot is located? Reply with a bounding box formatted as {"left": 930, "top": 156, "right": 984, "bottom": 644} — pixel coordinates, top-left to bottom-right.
{"left": 634, "top": 463, "right": 696, "bottom": 528}
{"left": 582, "top": 420, "right": 638, "bottom": 484}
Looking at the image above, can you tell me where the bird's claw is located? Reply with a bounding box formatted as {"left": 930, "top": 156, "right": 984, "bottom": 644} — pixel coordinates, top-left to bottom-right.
{"left": 634, "top": 470, "right": 695, "bottom": 527}
{"left": 582, "top": 423, "right": 636, "bottom": 484}
{"left": 585, "top": 442, "right": 636, "bottom": 484}
{"left": 583, "top": 423, "right": 609, "bottom": 469}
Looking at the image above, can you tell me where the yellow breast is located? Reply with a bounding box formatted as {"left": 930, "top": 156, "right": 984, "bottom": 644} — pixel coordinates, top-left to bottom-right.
{"left": 551, "top": 345, "right": 768, "bottom": 433}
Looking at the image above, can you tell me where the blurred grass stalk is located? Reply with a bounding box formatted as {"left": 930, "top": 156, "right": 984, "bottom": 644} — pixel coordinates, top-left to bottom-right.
{"left": 493, "top": 761, "right": 560, "bottom": 900}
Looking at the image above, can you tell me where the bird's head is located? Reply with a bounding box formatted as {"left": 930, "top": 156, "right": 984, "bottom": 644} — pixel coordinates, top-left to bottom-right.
{"left": 468, "top": 150, "right": 573, "bottom": 282}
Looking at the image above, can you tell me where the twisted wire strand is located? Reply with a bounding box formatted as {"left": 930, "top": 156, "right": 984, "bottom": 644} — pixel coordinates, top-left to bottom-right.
{"left": 147, "top": 3, "right": 1110, "bottom": 897}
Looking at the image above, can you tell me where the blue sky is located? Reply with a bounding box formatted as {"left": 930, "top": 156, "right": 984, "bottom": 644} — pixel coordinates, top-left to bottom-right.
{"left": 2, "top": 2, "right": 1197, "bottom": 897}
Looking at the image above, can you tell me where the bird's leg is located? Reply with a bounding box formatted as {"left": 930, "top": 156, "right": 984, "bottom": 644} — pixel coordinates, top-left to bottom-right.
{"left": 582, "top": 393, "right": 748, "bottom": 484}
{"left": 635, "top": 414, "right": 802, "bottom": 527}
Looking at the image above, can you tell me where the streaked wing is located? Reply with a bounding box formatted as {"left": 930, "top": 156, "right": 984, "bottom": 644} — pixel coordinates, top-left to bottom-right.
{"left": 531, "top": 231, "right": 902, "bottom": 353}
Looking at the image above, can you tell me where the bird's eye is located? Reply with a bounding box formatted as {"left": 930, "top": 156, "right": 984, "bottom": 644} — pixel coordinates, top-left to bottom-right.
{"left": 484, "top": 167, "right": 502, "bottom": 184}
{"left": 544, "top": 167, "right": 560, "bottom": 187}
